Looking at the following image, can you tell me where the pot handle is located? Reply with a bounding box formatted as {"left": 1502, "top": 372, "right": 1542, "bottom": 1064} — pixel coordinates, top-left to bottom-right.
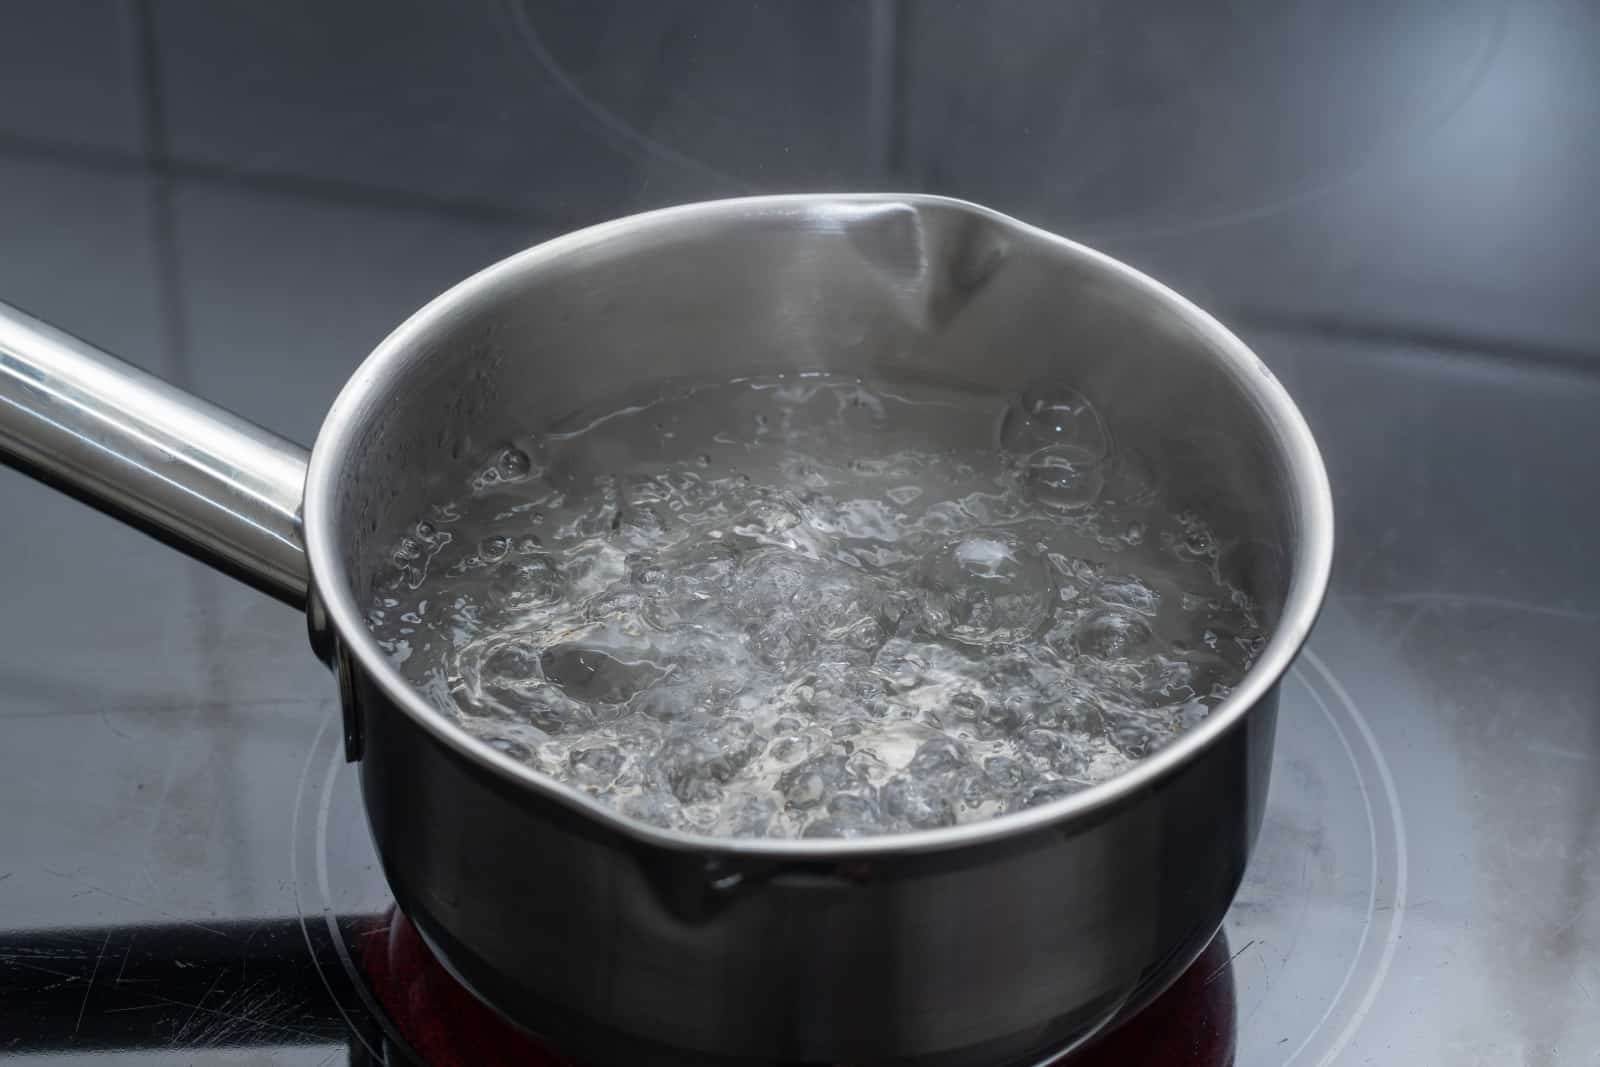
{"left": 0, "top": 300, "right": 310, "bottom": 609}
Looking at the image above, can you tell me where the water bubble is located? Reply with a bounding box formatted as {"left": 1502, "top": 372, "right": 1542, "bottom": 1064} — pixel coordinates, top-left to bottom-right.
{"left": 617, "top": 504, "right": 667, "bottom": 540}
{"left": 882, "top": 775, "right": 956, "bottom": 829}
{"left": 909, "top": 736, "right": 974, "bottom": 780}
{"left": 978, "top": 698, "right": 1023, "bottom": 735}
{"left": 827, "top": 791, "right": 880, "bottom": 822}
{"left": 886, "top": 485, "right": 923, "bottom": 505}
{"left": 569, "top": 744, "right": 625, "bottom": 785}
{"left": 747, "top": 615, "right": 818, "bottom": 668}
{"left": 369, "top": 372, "right": 1265, "bottom": 839}
{"left": 830, "top": 719, "right": 866, "bottom": 740}
{"left": 999, "top": 385, "right": 1109, "bottom": 460}
{"left": 539, "top": 642, "right": 666, "bottom": 705}
{"left": 793, "top": 783, "right": 885, "bottom": 838}
{"left": 629, "top": 556, "right": 668, "bottom": 587}
{"left": 1104, "top": 707, "right": 1167, "bottom": 759}
{"left": 647, "top": 725, "right": 766, "bottom": 804}
{"left": 1165, "top": 511, "right": 1219, "bottom": 563}
{"left": 947, "top": 690, "right": 986, "bottom": 722}
{"left": 484, "top": 736, "right": 535, "bottom": 761}
{"left": 724, "top": 794, "right": 777, "bottom": 837}
{"left": 982, "top": 755, "right": 1029, "bottom": 790}
{"left": 1024, "top": 445, "right": 1104, "bottom": 511}
{"left": 1099, "top": 448, "right": 1160, "bottom": 506}
{"left": 739, "top": 553, "right": 890, "bottom": 662}
{"left": 779, "top": 753, "right": 860, "bottom": 811}
{"left": 633, "top": 687, "right": 693, "bottom": 722}
{"left": 497, "top": 446, "right": 533, "bottom": 479}
{"left": 621, "top": 790, "right": 685, "bottom": 830}
{"left": 916, "top": 531, "right": 1054, "bottom": 646}
{"left": 1018, "top": 780, "right": 1082, "bottom": 810}
{"left": 479, "top": 636, "right": 542, "bottom": 685}
{"left": 732, "top": 495, "right": 803, "bottom": 544}
{"left": 489, "top": 555, "right": 563, "bottom": 614}
{"left": 1072, "top": 608, "right": 1156, "bottom": 659}
{"left": 460, "top": 635, "right": 593, "bottom": 733}
{"left": 1097, "top": 575, "right": 1160, "bottom": 616}
{"left": 1136, "top": 654, "right": 1200, "bottom": 705}
{"left": 768, "top": 732, "right": 815, "bottom": 763}
{"left": 879, "top": 650, "right": 927, "bottom": 692}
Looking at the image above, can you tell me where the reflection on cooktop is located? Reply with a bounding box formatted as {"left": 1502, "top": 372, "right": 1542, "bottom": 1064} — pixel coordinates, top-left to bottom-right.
{"left": 350, "top": 907, "right": 1235, "bottom": 1067}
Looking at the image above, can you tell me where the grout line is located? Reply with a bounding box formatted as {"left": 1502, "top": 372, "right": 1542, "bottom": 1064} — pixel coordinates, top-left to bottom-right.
{"left": 118, "top": 0, "right": 227, "bottom": 910}
{"left": 0, "top": 129, "right": 571, "bottom": 230}
{"left": 864, "top": 0, "right": 897, "bottom": 182}
{"left": 1229, "top": 308, "right": 1600, "bottom": 376}
{"left": 886, "top": 0, "right": 914, "bottom": 186}
{"left": 130, "top": 0, "right": 192, "bottom": 389}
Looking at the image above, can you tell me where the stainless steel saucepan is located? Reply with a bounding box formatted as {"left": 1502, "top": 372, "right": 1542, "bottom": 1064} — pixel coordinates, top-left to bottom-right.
{"left": 0, "top": 194, "right": 1332, "bottom": 1065}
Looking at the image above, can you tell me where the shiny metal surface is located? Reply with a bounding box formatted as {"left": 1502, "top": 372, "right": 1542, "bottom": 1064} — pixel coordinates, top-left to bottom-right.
{"left": 359, "top": 675, "right": 1277, "bottom": 1063}
{"left": 0, "top": 194, "right": 1331, "bottom": 1063}
{"left": 303, "top": 194, "right": 1329, "bottom": 1062}
{"left": 4, "top": 4, "right": 1598, "bottom": 1063}
{"left": 0, "top": 300, "right": 309, "bottom": 607}
{"left": 308, "top": 194, "right": 1333, "bottom": 854}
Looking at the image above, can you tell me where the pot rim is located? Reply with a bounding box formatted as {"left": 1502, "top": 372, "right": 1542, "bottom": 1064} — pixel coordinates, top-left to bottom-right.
{"left": 303, "top": 193, "right": 1334, "bottom": 859}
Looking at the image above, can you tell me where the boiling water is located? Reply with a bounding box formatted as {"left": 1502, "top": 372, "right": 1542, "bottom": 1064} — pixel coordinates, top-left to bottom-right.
{"left": 370, "top": 374, "right": 1266, "bottom": 839}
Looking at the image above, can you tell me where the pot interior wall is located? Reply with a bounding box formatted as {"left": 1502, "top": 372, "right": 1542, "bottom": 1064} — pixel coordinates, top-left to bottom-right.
{"left": 326, "top": 200, "right": 1300, "bottom": 641}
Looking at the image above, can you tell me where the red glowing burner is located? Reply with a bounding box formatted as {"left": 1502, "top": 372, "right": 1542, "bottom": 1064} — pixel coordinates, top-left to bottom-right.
{"left": 362, "top": 907, "right": 1234, "bottom": 1066}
